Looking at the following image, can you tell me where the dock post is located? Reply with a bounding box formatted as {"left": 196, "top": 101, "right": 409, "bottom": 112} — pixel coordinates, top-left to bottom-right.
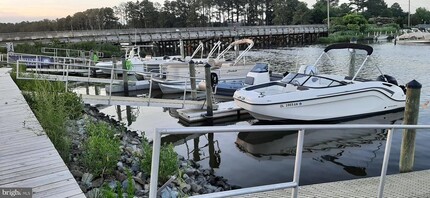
{"left": 189, "top": 60, "right": 197, "bottom": 100}
{"left": 122, "top": 58, "right": 129, "bottom": 96}
{"left": 204, "top": 63, "right": 213, "bottom": 117}
{"left": 400, "top": 80, "right": 422, "bottom": 173}
{"left": 349, "top": 38, "right": 357, "bottom": 77}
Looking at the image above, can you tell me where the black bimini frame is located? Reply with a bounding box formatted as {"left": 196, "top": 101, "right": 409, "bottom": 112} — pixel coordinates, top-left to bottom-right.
{"left": 313, "top": 43, "right": 385, "bottom": 81}
{"left": 324, "top": 43, "right": 373, "bottom": 55}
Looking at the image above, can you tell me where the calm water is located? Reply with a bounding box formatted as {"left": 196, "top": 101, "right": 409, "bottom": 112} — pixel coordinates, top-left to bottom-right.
{"left": 96, "top": 42, "right": 430, "bottom": 187}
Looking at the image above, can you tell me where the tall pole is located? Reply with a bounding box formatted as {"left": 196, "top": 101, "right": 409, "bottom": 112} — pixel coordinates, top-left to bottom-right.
{"left": 408, "top": 0, "right": 411, "bottom": 27}
{"left": 327, "top": 0, "right": 330, "bottom": 32}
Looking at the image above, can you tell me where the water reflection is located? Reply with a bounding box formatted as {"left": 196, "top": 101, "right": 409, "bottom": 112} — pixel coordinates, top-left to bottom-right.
{"left": 235, "top": 111, "right": 403, "bottom": 176}
{"left": 321, "top": 154, "right": 367, "bottom": 176}
{"left": 115, "top": 105, "right": 139, "bottom": 126}
{"left": 162, "top": 132, "right": 222, "bottom": 169}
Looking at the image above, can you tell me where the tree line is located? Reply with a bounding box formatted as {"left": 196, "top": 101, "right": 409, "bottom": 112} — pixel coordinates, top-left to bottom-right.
{"left": 1, "top": 0, "right": 430, "bottom": 33}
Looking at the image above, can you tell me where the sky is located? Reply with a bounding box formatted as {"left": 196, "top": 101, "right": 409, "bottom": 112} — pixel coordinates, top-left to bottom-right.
{"left": 0, "top": 0, "right": 429, "bottom": 23}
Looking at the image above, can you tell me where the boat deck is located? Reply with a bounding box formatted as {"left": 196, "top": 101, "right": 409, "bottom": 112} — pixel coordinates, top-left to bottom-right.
{"left": 0, "top": 68, "right": 85, "bottom": 198}
{"left": 235, "top": 169, "right": 430, "bottom": 198}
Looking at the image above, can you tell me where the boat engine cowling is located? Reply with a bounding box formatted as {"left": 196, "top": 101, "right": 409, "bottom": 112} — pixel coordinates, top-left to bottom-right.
{"left": 376, "top": 75, "right": 398, "bottom": 86}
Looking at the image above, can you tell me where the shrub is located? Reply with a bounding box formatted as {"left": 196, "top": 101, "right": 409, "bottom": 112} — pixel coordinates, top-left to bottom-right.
{"left": 126, "top": 169, "right": 135, "bottom": 198}
{"left": 140, "top": 141, "right": 179, "bottom": 183}
{"left": 15, "top": 79, "right": 84, "bottom": 161}
{"left": 83, "top": 122, "right": 121, "bottom": 176}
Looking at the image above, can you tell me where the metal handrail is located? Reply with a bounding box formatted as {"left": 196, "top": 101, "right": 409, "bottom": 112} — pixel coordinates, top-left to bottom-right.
{"left": 149, "top": 124, "right": 430, "bottom": 198}
{"left": 15, "top": 59, "right": 205, "bottom": 108}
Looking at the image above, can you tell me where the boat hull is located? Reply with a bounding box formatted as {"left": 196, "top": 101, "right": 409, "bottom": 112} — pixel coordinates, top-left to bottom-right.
{"left": 234, "top": 84, "right": 405, "bottom": 121}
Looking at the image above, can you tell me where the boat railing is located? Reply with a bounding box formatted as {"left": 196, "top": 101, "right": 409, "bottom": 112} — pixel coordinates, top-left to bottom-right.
{"left": 149, "top": 124, "right": 430, "bottom": 198}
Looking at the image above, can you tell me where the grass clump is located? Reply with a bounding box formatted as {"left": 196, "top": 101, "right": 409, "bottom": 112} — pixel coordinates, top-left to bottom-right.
{"left": 18, "top": 79, "right": 83, "bottom": 161}
{"left": 83, "top": 122, "right": 121, "bottom": 176}
{"left": 140, "top": 141, "right": 179, "bottom": 183}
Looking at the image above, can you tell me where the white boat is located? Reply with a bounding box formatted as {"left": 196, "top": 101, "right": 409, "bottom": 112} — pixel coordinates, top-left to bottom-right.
{"left": 395, "top": 28, "right": 430, "bottom": 44}
{"left": 155, "top": 39, "right": 256, "bottom": 94}
{"left": 233, "top": 43, "right": 406, "bottom": 121}
{"left": 96, "top": 45, "right": 183, "bottom": 74}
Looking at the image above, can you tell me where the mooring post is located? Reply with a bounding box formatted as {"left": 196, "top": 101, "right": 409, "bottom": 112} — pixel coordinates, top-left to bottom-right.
{"left": 189, "top": 60, "right": 197, "bottom": 100}
{"left": 122, "top": 58, "right": 129, "bottom": 96}
{"left": 349, "top": 37, "right": 357, "bottom": 77}
{"left": 400, "top": 80, "right": 422, "bottom": 173}
{"left": 204, "top": 63, "right": 213, "bottom": 117}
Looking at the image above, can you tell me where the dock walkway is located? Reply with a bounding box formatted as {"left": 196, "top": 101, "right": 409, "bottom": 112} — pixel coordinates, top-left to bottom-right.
{"left": 235, "top": 169, "right": 430, "bottom": 198}
{"left": 0, "top": 68, "right": 85, "bottom": 198}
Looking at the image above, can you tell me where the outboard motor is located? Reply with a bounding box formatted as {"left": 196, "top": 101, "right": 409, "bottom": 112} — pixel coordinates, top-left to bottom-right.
{"left": 376, "top": 75, "right": 398, "bottom": 86}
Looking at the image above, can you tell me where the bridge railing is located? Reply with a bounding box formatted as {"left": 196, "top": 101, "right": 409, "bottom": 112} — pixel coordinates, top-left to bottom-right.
{"left": 149, "top": 124, "right": 430, "bottom": 198}
{"left": 0, "top": 25, "right": 328, "bottom": 43}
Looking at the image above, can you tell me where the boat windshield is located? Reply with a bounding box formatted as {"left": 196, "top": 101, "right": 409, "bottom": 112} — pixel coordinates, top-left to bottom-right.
{"left": 281, "top": 72, "right": 346, "bottom": 88}
{"left": 250, "top": 63, "right": 269, "bottom": 73}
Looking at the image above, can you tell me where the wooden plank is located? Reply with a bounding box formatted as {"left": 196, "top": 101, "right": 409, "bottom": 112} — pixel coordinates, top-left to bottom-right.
{"left": 0, "top": 148, "right": 57, "bottom": 166}
{"left": 0, "top": 146, "right": 53, "bottom": 160}
{"left": 0, "top": 135, "right": 49, "bottom": 147}
{"left": 0, "top": 140, "right": 54, "bottom": 155}
{"left": 0, "top": 154, "right": 59, "bottom": 172}
{"left": 0, "top": 165, "right": 67, "bottom": 184}
{"left": 1, "top": 170, "right": 73, "bottom": 187}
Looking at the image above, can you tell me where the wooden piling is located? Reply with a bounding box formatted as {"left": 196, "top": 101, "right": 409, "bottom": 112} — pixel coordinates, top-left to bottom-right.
{"left": 400, "top": 80, "right": 422, "bottom": 173}
{"left": 204, "top": 63, "right": 213, "bottom": 117}
{"left": 122, "top": 58, "right": 129, "bottom": 96}
{"left": 189, "top": 60, "right": 197, "bottom": 100}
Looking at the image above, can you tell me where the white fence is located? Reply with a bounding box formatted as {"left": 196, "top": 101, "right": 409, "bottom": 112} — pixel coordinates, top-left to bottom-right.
{"left": 149, "top": 124, "right": 430, "bottom": 198}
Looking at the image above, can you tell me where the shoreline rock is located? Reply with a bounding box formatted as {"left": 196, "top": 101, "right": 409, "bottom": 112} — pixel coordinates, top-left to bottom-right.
{"left": 66, "top": 104, "right": 239, "bottom": 197}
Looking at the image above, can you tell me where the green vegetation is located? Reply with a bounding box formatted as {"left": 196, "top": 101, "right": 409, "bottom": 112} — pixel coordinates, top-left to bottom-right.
{"left": 319, "top": 13, "right": 401, "bottom": 43}
{"left": 140, "top": 141, "right": 179, "bottom": 183}
{"left": 0, "top": 0, "right": 428, "bottom": 32}
{"left": 14, "top": 41, "right": 121, "bottom": 58}
{"left": 82, "top": 122, "right": 121, "bottom": 176}
{"left": 11, "top": 72, "right": 83, "bottom": 161}
{"left": 126, "top": 169, "right": 135, "bottom": 198}
{"left": 101, "top": 185, "right": 117, "bottom": 198}
{"left": 116, "top": 181, "right": 124, "bottom": 198}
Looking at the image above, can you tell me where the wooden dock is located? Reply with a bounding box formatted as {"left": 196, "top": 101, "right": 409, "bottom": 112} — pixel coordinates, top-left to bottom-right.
{"left": 235, "top": 169, "right": 430, "bottom": 198}
{"left": 0, "top": 68, "right": 85, "bottom": 198}
{"left": 81, "top": 94, "right": 211, "bottom": 109}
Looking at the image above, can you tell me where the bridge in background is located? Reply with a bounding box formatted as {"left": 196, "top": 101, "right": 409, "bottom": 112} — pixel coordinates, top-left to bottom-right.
{"left": 0, "top": 25, "right": 327, "bottom": 44}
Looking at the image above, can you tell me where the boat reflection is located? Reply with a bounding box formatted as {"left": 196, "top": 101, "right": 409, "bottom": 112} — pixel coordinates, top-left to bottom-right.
{"left": 236, "top": 111, "right": 404, "bottom": 158}
{"left": 321, "top": 154, "right": 367, "bottom": 176}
